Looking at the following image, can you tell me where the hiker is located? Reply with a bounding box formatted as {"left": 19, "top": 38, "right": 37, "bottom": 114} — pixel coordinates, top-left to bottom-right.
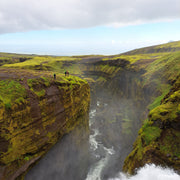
{"left": 66, "top": 71, "right": 69, "bottom": 76}
{"left": 54, "top": 73, "right": 56, "bottom": 80}
{"left": 65, "top": 71, "right": 69, "bottom": 77}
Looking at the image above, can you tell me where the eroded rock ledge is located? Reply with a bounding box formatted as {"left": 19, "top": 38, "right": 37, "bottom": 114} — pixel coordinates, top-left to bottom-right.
{"left": 0, "top": 75, "right": 90, "bottom": 180}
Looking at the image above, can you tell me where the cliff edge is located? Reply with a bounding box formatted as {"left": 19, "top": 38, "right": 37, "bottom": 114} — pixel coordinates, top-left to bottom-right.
{"left": 0, "top": 70, "right": 90, "bottom": 180}
{"left": 123, "top": 76, "right": 180, "bottom": 174}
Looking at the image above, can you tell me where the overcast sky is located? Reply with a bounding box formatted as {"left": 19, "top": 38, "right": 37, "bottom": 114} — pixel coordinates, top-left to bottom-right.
{"left": 0, "top": 0, "right": 180, "bottom": 55}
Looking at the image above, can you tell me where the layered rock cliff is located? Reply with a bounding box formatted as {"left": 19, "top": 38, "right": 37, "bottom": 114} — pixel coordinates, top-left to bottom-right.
{"left": 0, "top": 72, "right": 90, "bottom": 180}
{"left": 123, "top": 76, "right": 180, "bottom": 174}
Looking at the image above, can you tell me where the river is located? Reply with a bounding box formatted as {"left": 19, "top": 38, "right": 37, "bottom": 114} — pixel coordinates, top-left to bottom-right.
{"left": 25, "top": 96, "right": 180, "bottom": 180}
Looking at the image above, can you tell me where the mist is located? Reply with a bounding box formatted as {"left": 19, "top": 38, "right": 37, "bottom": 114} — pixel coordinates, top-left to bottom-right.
{"left": 25, "top": 67, "right": 150, "bottom": 180}
{"left": 25, "top": 118, "right": 90, "bottom": 180}
{"left": 25, "top": 59, "right": 179, "bottom": 180}
{"left": 109, "top": 164, "right": 180, "bottom": 180}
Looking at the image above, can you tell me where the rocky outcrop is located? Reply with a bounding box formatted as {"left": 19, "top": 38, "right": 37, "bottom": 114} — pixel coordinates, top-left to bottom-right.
{"left": 0, "top": 76, "right": 90, "bottom": 180}
{"left": 123, "top": 76, "right": 180, "bottom": 174}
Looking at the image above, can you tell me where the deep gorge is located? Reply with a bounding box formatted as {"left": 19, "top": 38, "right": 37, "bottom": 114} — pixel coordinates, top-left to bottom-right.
{"left": 0, "top": 43, "right": 180, "bottom": 179}
{"left": 25, "top": 58, "right": 161, "bottom": 179}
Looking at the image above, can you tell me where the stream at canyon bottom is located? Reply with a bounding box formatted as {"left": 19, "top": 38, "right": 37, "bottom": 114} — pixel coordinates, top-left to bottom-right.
{"left": 25, "top": 98, "right": 180, "bottom": 180}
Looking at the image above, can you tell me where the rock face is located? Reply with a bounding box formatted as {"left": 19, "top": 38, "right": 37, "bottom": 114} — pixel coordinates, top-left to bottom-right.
{"left": 123, "top": 76, "right": 180, "bottom": 174}
{"left": 76, "top": 55, "right": 180, "bottom": 175}
{"left": 0, "top": 76, "right": 90, "bottom": 180}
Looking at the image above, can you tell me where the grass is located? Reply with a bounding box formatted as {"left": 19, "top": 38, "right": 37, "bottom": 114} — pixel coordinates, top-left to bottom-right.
{"left": 141, "top": 122, "right": 162, "bottom": 145}
{"left": 143, "top": 51, "right": 180, "bottom": 83}
{"left": 122, "top": 40, "right": 180, "bottom": 55}
{"left": 103, "top": 52, "right": 169, "bottom": 64}
{"left": 0, "top": 80, "right": 26, "bottom": 109}
{"left": 148, "top": 84, "right": 171, "bottom": 111}
{"left": 156, "top": 41, "right": 180, "bottom": 49}
{"left": 149, "top": 83, "right": 180, "bottom": 123}
{"left": 160, "top": 130, "right": 180, "bottom": 158}
{"left": 2, "top": 56, "right": 81, "bottom": 72}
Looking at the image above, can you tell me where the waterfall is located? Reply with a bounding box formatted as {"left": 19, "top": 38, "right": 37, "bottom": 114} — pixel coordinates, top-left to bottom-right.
{"left": 108, "top": 164, "right": 180, "bottom": 180}
{"left": 86, "top": 106, "right": 180, "bottom": 180}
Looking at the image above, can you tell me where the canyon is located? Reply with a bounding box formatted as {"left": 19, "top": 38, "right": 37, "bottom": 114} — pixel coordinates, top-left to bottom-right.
{"left": 0, "top": 41, "right": 180, "bottom": 179}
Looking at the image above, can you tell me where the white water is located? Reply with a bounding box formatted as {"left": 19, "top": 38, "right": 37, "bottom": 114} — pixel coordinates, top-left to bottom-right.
{"left": 109, "top": 164, "right": 180, "bottom": 180}
{"left": 89, "top": 129, "right": 100, "bottom": 151}
{"left": 86, "top": 106, "right": 180, "bottom": 180}
{"left": 86, "top": 107, "right": 116, "bottom": 180}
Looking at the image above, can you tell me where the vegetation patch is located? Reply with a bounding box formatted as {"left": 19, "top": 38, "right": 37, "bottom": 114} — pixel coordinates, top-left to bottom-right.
{"left": 0, "top": 80, "right": 26, "bottom": 109}
{"left": 148, "top": 84, "right": 171, "bottom": 111}
{"left": 160, "top": 129, "right": 180, "bottom": 158}
{"left": 2, "top": 56, "right": 82, "bottom": 74}
{"left": 141, "top": 124, "right": 161, "bottom": 145}
{"left": 149, "top": 86, "right": 180, "bottom": 123}
{"left": 103, "top": 53, "right": 166, "bottom": 65}
{"left": 122, "top": 41, "right": 180, "bottom": 55}
{"left": 144, "top": 51, "right": 180, "bottom": 84}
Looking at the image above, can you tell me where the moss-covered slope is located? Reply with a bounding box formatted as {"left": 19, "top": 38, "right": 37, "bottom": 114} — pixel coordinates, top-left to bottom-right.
{"left": 0, "top": 71, "right": 90, "bottom": 180}
{"left": 122, "top": 40, "right": 180, "bottom": 55}
{"left": 123, "top": 76, "right": 180, "bottom": 174}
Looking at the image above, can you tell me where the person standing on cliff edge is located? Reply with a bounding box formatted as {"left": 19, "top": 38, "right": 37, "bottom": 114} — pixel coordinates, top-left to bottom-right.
{"left": 65, "top": 71, "right": 69, "bottom": 76}
{"left": 54, "top": 73, "right": 56, "bottom": 80}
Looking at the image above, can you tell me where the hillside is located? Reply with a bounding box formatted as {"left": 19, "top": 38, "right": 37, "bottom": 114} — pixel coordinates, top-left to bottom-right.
{"left": 122, "top": 40, "right": 180, "bottom": 55}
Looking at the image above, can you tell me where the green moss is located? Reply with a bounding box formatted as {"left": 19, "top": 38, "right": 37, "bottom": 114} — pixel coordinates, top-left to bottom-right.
{"left": 27, "top": 78, "right": 50, "bottom": 98}
{"left": 122, "top": 41, "right": 180, "bottom": 55}
{"left": 135, "top": 137, "right": 144, "bottom": 160}
{"left": 149, "top": 102, "right": 172, "bottom": 121}
{"left": 96, "top": 76, "right": 107, "bottom": 85}
{"left": 167, "top": 90, "right": 180, "bottom": 102}
{"left": 141, "top": 125, "right": 162, "bottom": 145}
{"left": 148, "top": 84, "right": 171, "bottom": 111}
{"left": 103, "top": 53, "right": 167, "bottom": 65}
{"left": 100, "top": 65, "right": 116, "bottom": 74}
{"left": 35, "top": 89, "right": 46, "bottom": 97}
{"left": 144, "top": 51, "right": 180, "bottom": 84}
{"left": 149, "top": 87, "right": 180, "bottom": 123}
{"left": 5, "top": 103, "right": 12, "bottom": 110}
{"left": 40, "top": 77, "right": 50, "bottom": 86}
{"left": 2, "top": 56, "right": 82, "bottom": 74}
{"left": 160, "top": 130, "right": 180, "bottom": 158}
{"left": 124, "top": 136, "right": 144, "bottom": 165}
{"left": 0, "top": 80, "right": 26, "bottom": 107}
{"left": 24, "top": 156, "right": 30, "bottom": 161}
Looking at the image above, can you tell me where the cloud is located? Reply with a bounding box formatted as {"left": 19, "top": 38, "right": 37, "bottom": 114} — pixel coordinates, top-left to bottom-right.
{"left": 0, "top": 0, "right": 180, "bottom": 34}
